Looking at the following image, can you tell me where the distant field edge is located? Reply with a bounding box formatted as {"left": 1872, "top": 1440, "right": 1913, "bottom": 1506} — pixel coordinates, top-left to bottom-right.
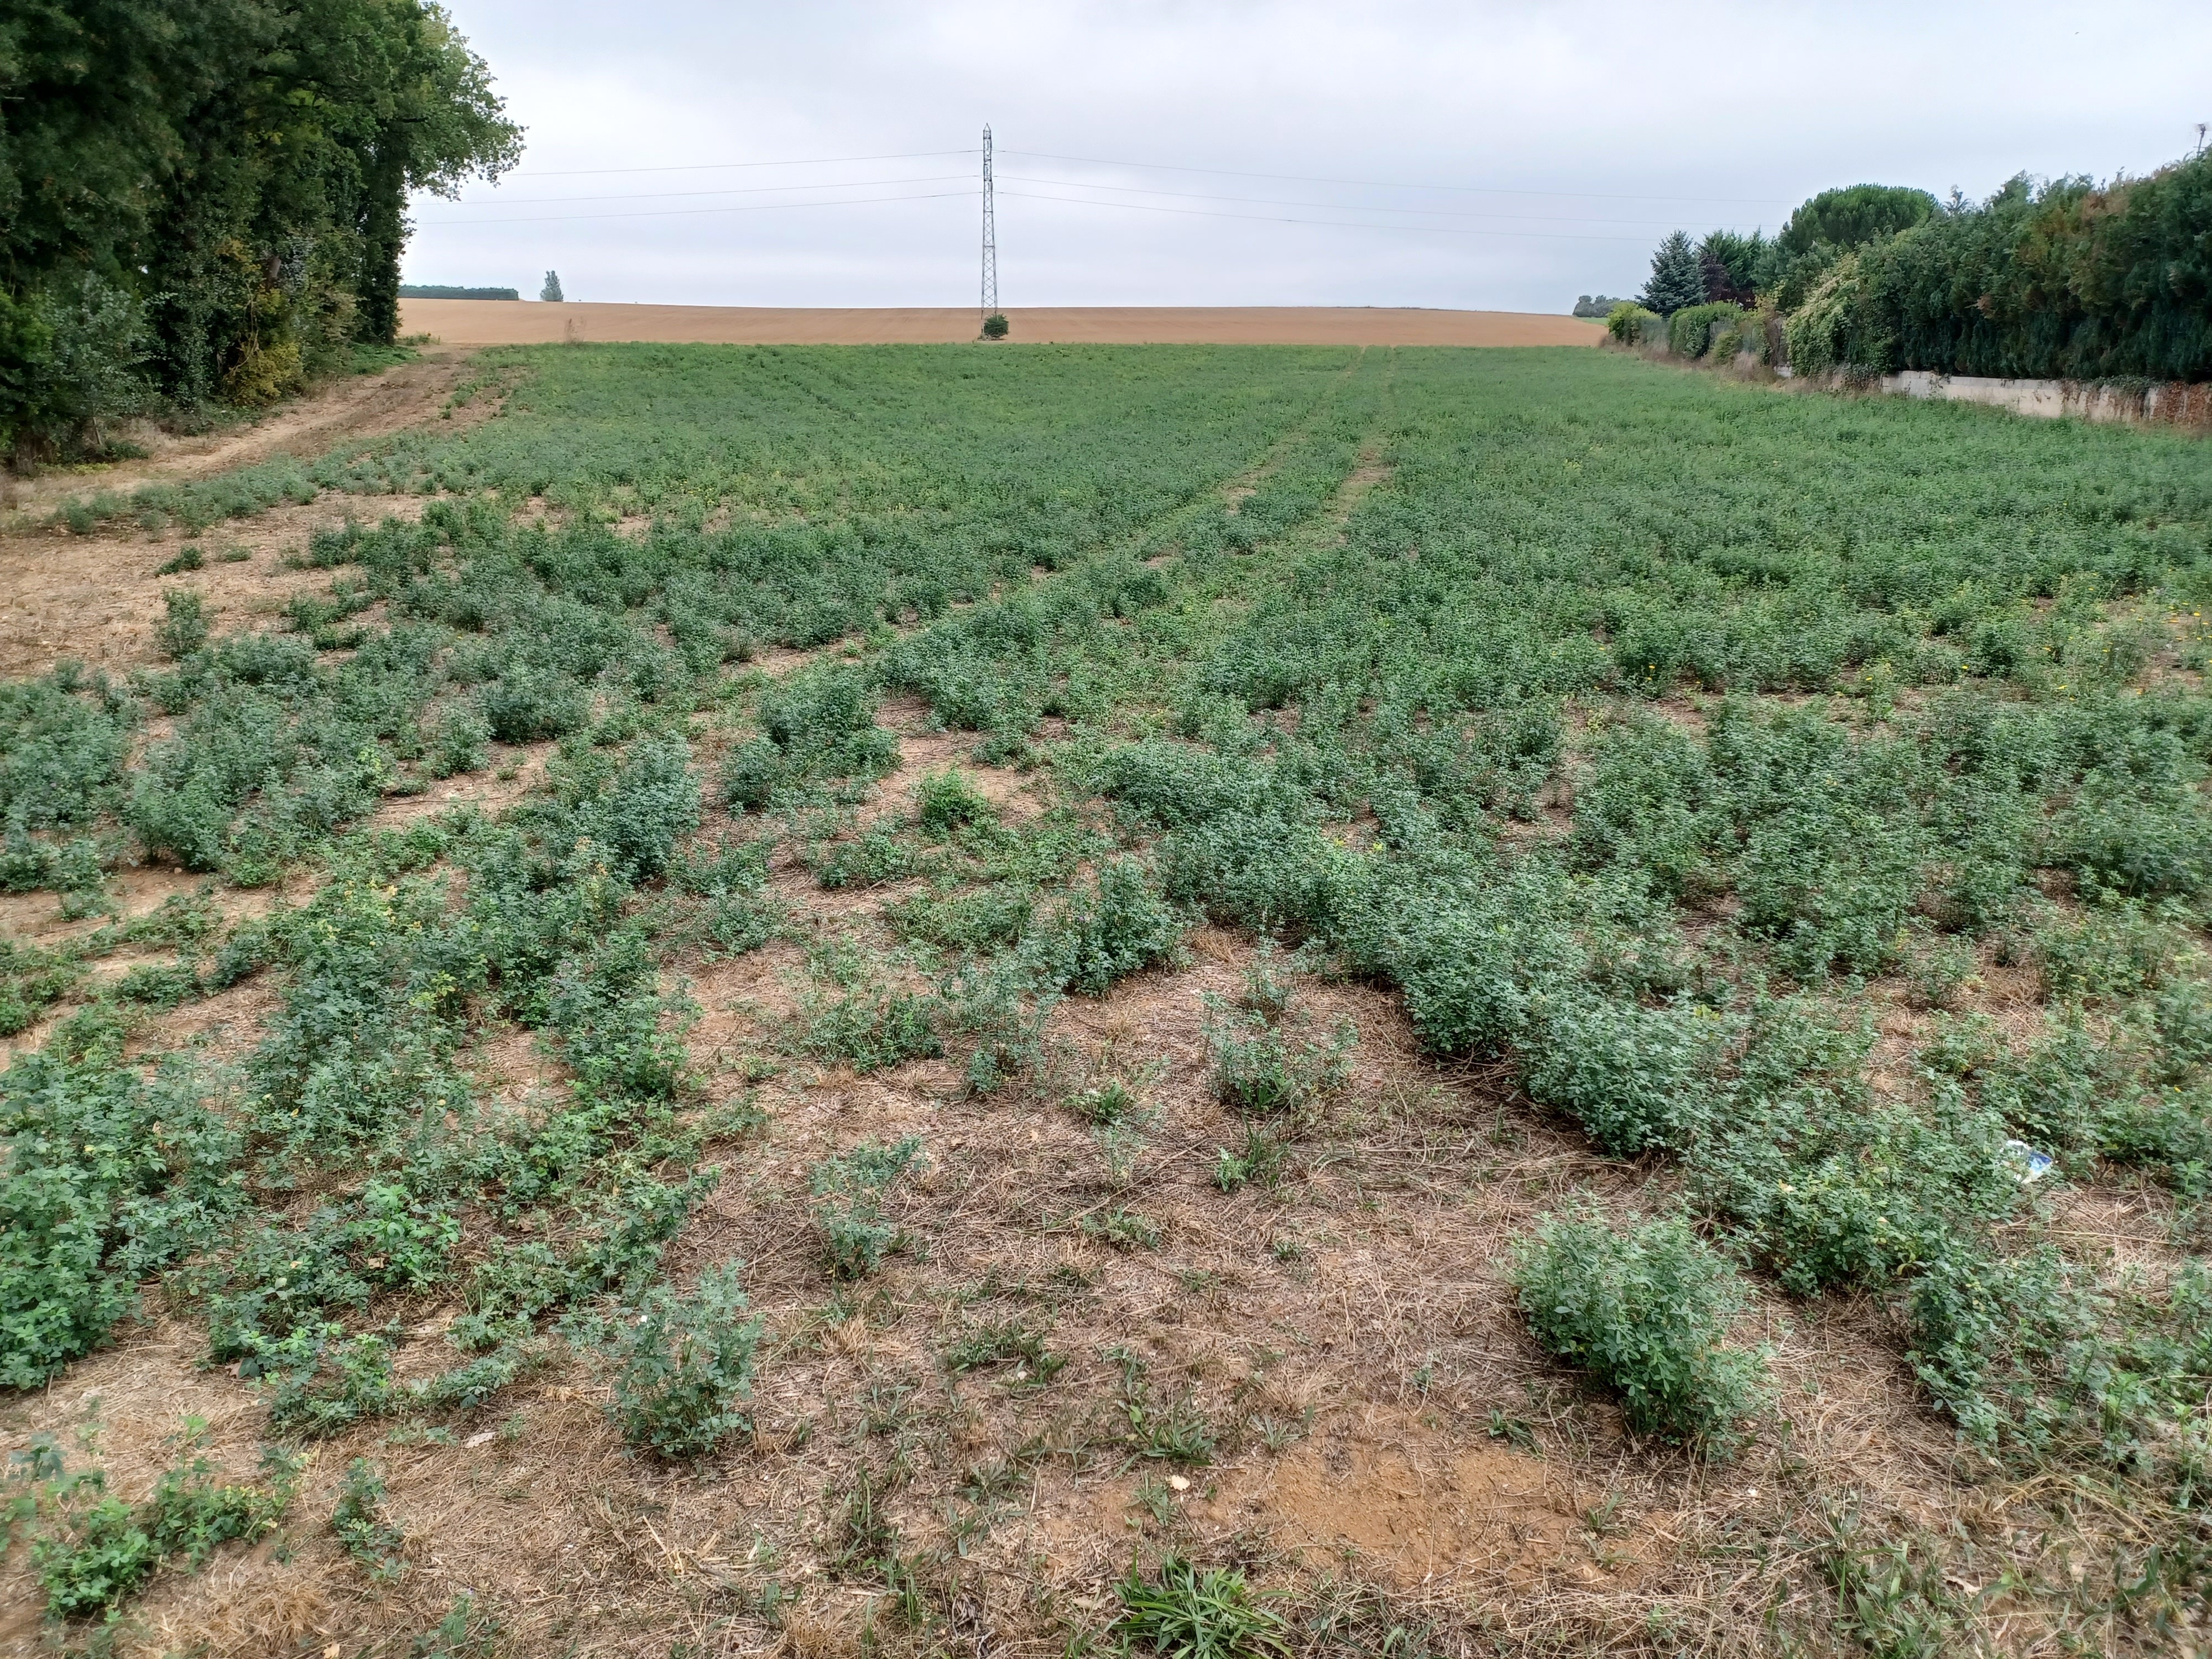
{"left": 399, "top": 300, "right": 1604, "bottom": 348}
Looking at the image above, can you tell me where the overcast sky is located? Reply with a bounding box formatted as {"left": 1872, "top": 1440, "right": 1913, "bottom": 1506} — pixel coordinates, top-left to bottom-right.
{"left": 404, "top": 1, "right": 2212, "bottom": 314}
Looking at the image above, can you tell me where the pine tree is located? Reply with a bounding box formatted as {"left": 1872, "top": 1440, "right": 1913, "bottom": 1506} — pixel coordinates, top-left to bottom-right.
{"left": 1638, "top": 232, "right": 1705, "bottom": 316}
{"left": 541, "top": 270, "right": 565, "bottom": 302}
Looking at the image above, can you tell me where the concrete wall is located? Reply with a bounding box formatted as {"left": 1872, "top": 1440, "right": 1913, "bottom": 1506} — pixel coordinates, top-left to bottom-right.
{"left": 1780, "top": 367, "right": 2212, "bottom": 429}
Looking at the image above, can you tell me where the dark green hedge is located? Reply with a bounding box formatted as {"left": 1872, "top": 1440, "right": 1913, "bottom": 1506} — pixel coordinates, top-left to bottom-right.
{"left": 1817, "top": 153, "right": 2212, "bottom": 382}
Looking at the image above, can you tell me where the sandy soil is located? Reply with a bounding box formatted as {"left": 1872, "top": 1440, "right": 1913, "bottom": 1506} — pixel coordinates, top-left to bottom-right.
{"left": 401, "top": 300, "right": 1604, "bottom": 348}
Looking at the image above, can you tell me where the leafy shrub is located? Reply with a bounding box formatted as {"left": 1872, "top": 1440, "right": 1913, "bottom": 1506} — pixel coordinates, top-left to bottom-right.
{"left": 760, "top": 664, "right": 898, "bottom": 772}
{"left": 608, "top": 1262, "right": 761, "bottom": 1459}
{"left": 565, "top": 735, "right": 701, "bottom": 881}
{"left": 346, "top": 1182, "right": 462, "bottom": 1292}
{"left": 33, "top": 1492, "right": 164, "bottom": 1618}
{"left": 1335, "top": 853, "right": 1582, "bottom": 1061}
{"left": 1206, "top": 1006, "right": 1353, "bottom": 1118}
{"left": 1605, "top": 302, "right": 1658, "bottom": 345}
{"left": 809, "top": 1136, "right": 926, "bottom": 1277}
{"left": 426, "top": 705, "right": 492, "bottom": 778}
{"left": 0, "top": 670, "right": 134, "bottom": 832}
{"left": 1521, "top": 992, "right": 1721, "bottom": 1156}
{"left": 1511, "top": 1208, "right": 1770, "bottom": 1452}
{"left": 943, "top": 1315, "right": 1065, "bottom": 1379}
{"left": 1736, "top": 802, "right": 1921, "bottom": 979}
{"left": 815, "top": 826, "right": 915, "bottom": 889}
{"left": 804, "top": 988, "right": 943, "bottom": 1072}
{"left": 478, "top": 666, "right": 589, "bottom": 744}
{"left": 1, "top": 1040, "right": 244, "bottom": 1387}
{"left": 34, "top": 1452, "right": 291, "bottom": 1618}
{"left": 888, "top": 882, "right": 1032, "bottom": 952}
{"left": 1782, "top": 152, "right": 2212, "bottom": 380}
{"left": 1668, "top": 302, "right": 1743, "bottom": 360}
{"left": 1900, "top": 1242, "right": 2212, "bottom": 1483}
{"left": 1212, "top": 1122, "right": 1291, "bottom": 1192}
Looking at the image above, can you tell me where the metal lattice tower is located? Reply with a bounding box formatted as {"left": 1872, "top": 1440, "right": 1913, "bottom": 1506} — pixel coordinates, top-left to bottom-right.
{"left": 980, "top": 125, "right": 998, "bottom": 318}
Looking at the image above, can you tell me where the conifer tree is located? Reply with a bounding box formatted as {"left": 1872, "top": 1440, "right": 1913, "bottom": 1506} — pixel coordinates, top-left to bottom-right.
{"left": 1638, "top": 231, "right": 1706, "bottom": 316}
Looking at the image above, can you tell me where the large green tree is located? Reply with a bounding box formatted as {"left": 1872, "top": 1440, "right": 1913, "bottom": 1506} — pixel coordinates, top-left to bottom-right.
{"left": 0, "top": 0, "right": 520, "bottom": 457}
{"left": 1639, "top": 231, "right": 1706, "bottom": 316}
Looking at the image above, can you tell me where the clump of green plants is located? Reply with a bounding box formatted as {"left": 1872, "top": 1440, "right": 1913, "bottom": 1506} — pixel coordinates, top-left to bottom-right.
{"left": 1024, "top": 858, "right": 1185, "bottom": 994}
{"left": 1206, "top": 1006, "right": 1354, "bottom": 1118}
{"left": 1114, "top": 1554, "right": 1287, "bottom": 1658}
{"left": 1079, "top": 1205, "right": 1162, "bottom": 1249}
{"left": 1212, "top": 1122, "right": 1291, "bottom": 1192}
{"left": 30, "top": 1446, "right": 295, "bottom": 1619}
{"left": 1511, "top": 1208, "right": 1771, "bottom": 1454}
{"left": 810, "top": 1137, "right": 926, "bottom": 1277}
{"left": 916, "top": 768, "right": 995, "bottom": 835}
{"left": 607, "top": 1262, "right": 761, "bottom": 1459}
{"left": 802, "top": 986, "right": 943, "bottom": 1072}
{"left": 942, "top": 1314, "right": 1066, "bottom": 1381}
{"left": 155, "top": 589, "right": 210, "bottom": 660}
{"left": 723, "top": 664, "right": 898, "bottom": 810}
{"left": 1203, "top": 950, "right": 1354, "bottom": 1130}
{"left": 330, "top": 1456, "right": 405, "bottom": 1578}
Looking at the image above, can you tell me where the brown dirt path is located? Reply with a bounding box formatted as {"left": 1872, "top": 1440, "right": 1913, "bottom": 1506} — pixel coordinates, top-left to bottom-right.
{"left": 0, "top": 349, "right": 479, "bottom": 519}
{"left": 404, "top": 300, "right": 1604, "bottom": 348}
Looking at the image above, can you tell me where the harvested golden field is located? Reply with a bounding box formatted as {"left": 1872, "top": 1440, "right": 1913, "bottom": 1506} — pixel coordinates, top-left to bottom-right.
{"left": 398, "top": 300, "right": 1604, "bottom": 348}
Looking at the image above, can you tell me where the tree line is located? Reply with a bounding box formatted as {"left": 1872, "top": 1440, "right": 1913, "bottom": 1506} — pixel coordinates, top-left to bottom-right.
{"left": 1, "top": 0, "right": 522, "bottom": 463}
{"left": 1623, "top": 150, "right": 2212, "bottom": 383}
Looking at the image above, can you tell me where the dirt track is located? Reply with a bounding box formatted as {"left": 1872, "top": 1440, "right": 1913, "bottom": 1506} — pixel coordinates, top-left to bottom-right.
{"left": 0, "top": 351, "right": 479, "bottom": 518}
{"left": 402, "top": 299, "right": 1603, "bottom": 347}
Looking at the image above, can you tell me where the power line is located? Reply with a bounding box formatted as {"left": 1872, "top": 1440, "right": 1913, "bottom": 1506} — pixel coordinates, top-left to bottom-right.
{"left": 998, "top": 188, "right": 1653, "bottom": 243}
{"left": 1001, "top": 147, "right": 1790, "bottom": 208}
{"left": 417, "top": 189, "right": 976, "bottom": 228}
{"left": 507, "top": 148, "right": 977, "bottom": 179}
{"left": 1001, "top": 173, "right": 1726, "bottom": 230}
{"left": 440, "top": 174, "right": 973, "bottom": 209}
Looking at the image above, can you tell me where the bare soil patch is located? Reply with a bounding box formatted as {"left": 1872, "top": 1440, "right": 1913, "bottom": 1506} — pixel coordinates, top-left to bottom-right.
{"left": 0, "top": 494, "right": 429, "bottom": 681}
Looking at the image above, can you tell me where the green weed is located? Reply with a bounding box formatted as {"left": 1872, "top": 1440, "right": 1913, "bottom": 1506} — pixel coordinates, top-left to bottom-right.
{"left": 1114, "top": 1555, "right": 1287, "bottom": 1659}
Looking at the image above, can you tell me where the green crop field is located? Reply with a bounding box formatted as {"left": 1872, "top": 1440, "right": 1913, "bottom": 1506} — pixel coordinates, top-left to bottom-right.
{"left": 4, "top": 343, "right": 2211, "bottom": 1654}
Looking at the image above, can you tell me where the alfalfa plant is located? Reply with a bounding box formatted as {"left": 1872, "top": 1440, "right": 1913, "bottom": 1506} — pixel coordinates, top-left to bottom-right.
{"left": 32, "top": 1447, "right": 295, "bottom": 1619}
{"left": 155, "top": 588, "right": 210, "bottom": 660}
{"left": 1204, "top": 1000, "right": 1354, "bottom": 1119}
{"left": 916, "top": 767, "right": 994, "bottom": 836}
{"left": 1510, "top": 1207, "right": 1771, "bottom": 1455}
{"left": 1024, "top": 858, "right": 1186, "bottom": 995}
{"left": 608, "top": 1262, "right": 762, "bottom": 1459}
{"left": 1113, "top": 1554, "right": 1287, "bottom": 1659}
{"left": 810, "top": 1136, "right": 927, "bottom": 1277}
{"left": 330, "top": 1457, "right": 405, "bottom": 1579}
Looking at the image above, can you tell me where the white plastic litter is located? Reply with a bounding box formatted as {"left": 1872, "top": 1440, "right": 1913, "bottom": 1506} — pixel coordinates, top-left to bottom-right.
{"left": 2002, "top": 1139, "right": 2054, "bottom": 1182}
